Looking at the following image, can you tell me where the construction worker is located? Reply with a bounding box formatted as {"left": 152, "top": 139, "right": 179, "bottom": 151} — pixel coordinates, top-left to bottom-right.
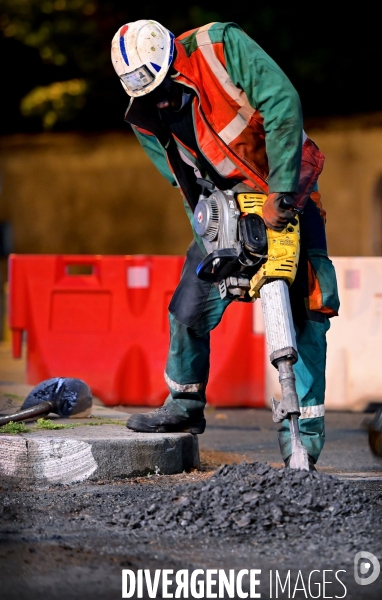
{"left": 111, "top": 20, "right": 339, "bottom": 468}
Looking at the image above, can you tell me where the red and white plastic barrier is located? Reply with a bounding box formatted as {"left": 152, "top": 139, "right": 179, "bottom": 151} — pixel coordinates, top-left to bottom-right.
{"left": 8, "top": 254, "right": 265, "bottom": 407}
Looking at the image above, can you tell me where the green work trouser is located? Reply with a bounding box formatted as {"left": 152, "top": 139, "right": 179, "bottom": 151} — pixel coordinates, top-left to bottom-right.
{"left": 164, "top": 199, "right": 339, "bottom": 462}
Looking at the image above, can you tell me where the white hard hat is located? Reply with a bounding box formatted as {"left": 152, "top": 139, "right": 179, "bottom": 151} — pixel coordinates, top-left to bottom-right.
{"left": 111, "top": 19, "right": 175, "bottom": 97}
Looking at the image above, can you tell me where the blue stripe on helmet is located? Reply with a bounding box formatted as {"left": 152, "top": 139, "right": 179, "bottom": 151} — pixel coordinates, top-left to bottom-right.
{"left": 150, "top": 62, "right": 161, "bottom": 72}
{"left": 168, "top": 32, "right": 175, "bottom": 65}
{"left": 119, "top": 36, "right": 129, "bottom": 66}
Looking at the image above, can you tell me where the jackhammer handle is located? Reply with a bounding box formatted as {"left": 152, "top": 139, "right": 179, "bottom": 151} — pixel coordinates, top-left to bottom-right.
{"left": 279, "top": 194, "right": 295, "bottom": 209}
{"left": 196, "top": 178, "right": 215, "bottom": 196}
{"left": 279, "top": 194, "right": 300, "bottom": 225}
{"left": 0, "top": 400, "right": 55, "bottom": 426}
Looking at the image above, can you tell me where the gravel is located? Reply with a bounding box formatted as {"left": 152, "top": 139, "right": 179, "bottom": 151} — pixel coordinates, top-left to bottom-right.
{"left": 1, "top": 461, "right": 381, "bottom": 600}
{"left": 97, "top": 461, "right": 381, "bottom": 546}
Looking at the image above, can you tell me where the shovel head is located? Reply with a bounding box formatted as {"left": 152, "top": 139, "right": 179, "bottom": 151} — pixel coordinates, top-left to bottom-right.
{"left": 21, "top": 377, "right": 93, "bottom": 418}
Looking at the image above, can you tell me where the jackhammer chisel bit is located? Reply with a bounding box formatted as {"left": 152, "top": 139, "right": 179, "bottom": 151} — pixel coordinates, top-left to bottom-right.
{"left": 260, "top": 279, "right": 309, "bottom": 471}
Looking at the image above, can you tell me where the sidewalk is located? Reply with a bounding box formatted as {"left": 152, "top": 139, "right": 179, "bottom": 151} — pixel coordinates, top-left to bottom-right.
{"left": 0, "top": 342, "right": 199, "bottom": 485}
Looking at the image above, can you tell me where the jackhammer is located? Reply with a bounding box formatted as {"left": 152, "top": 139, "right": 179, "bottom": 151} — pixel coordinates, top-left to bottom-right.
{"left": 193, "top": 179, "right": 309, "bottom": 470}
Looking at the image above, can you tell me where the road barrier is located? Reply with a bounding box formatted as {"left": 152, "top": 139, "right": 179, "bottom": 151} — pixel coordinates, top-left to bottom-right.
{"left": 325, "top": 257, "right": 382, "bottom": 411}
{"left": 8, "top": 254, "right": 265, "bottom": 407}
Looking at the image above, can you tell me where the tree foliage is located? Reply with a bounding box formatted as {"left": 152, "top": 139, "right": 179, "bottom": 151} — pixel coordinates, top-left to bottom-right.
{"left": 0, "top": 1, "right": 381, "bottom": 133}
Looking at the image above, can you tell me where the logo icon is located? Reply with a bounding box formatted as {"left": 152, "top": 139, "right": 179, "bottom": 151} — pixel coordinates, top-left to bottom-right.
{"left": 354, "top": 551, "right": 380, "bottom": 585}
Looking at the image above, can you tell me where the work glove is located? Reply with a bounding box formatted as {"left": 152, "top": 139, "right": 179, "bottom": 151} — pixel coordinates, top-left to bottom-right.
{"left": 262, "top": 193, "right": 296, "bottom": 232}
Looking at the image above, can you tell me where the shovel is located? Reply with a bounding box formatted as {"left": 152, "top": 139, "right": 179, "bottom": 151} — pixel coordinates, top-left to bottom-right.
{"left": 0, "top": 377, "right": 93, "bottom": 426}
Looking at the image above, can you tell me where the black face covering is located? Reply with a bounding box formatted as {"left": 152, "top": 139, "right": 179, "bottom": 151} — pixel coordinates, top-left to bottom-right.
{"left": 150, "top": 77, "right": 177, "bottom": 104}
{"left": 148, "top": 77, "right": 186, "bottom": 113}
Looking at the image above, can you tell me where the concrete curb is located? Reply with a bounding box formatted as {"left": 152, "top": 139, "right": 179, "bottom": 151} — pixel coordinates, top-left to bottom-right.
{"left": 0, "top": 426, "right": 200, "bottom": 485}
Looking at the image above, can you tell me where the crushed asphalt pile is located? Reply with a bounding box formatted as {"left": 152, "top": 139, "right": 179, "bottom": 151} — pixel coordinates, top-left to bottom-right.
{"left": 112, "top": 462, "right": 379, "bottom": 543}
{"left": 1, "top": 459, "right": 381, "bottom": 598}
{"left": 2, "top": 461, "right": 381, "bottom": 559}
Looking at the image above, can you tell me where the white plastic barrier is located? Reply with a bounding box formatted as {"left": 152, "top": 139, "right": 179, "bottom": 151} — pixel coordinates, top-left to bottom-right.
{"left": 253, "top": 257, "right": 382, "bottom": 412}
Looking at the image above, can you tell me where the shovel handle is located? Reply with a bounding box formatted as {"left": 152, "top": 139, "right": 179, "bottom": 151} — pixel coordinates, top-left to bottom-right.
{"left": 0, "top": 401, "right": 55, "bottom": 426}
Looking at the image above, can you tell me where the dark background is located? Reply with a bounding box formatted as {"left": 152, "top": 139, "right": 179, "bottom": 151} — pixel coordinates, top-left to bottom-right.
{"left": 1, "top": 1, "right": 381, "bottom": 135}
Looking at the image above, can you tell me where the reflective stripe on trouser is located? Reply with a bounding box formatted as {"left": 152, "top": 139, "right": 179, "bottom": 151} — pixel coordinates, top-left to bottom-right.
{"left": 164, "top": 282, "right": 231, "bottom": 419}
{"left": 277, "top": 317, "right": 330, "bottom": 463}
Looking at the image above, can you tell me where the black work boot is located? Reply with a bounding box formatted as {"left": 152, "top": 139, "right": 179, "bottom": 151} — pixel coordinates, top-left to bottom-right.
{"left": 284, "top": 454, "right": 317, "bottom": 472}
{"left": 125, "top": 406, "right": 206, "bottom": 434}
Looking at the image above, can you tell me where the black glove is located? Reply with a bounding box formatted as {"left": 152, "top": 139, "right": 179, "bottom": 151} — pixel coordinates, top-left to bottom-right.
{"left": 262, "top": 193, "right": 296, "bottom": 232}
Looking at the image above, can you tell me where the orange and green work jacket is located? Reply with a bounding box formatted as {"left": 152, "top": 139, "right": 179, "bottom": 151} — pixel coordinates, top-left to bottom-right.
{"left": 124, "top": 21, "right": 324, "bottom": 212}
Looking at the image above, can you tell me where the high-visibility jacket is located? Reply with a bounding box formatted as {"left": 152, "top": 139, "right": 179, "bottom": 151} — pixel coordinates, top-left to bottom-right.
{"left": 125, "top": 22, "right": 325, "bottom": 212}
